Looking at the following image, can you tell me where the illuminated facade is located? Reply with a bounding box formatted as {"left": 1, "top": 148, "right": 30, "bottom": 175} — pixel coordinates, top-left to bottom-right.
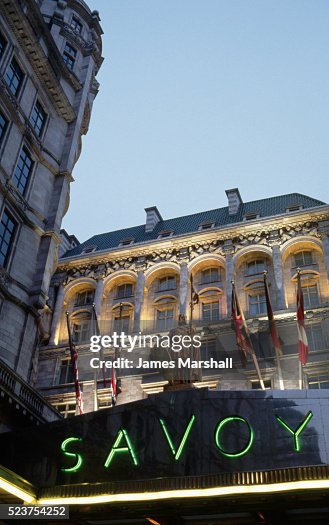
{"left": 0, "top": 0, "right": 103, "bottom": 430}
{"left": 36, "top": 189, "right": 329, "bottom": 415}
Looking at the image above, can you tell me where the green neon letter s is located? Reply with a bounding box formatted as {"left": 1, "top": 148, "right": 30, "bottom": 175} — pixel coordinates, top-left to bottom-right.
{"left": 275, "top": 411, "right": 313, "bottom": 452}
{"left": 215, "top": 416, "right": 254, "bottom": 458}
{"left": 60, "top": 437, "right": 83, "bottom": 473}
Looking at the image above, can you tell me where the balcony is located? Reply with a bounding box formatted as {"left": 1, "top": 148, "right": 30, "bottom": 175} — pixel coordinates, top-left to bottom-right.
{"left": 0, "top": 358, "right": 61, "bottom": 429}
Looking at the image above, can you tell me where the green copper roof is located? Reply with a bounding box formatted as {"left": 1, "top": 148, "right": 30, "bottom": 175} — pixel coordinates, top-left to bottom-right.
{"left": 61, "top": 192, "right": 326, "bottom": 259}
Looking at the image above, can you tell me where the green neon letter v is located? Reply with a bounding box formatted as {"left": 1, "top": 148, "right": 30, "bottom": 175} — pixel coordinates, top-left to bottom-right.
{"left": 159, "top": 415, "right": 196, "bottom": 461}
{"left": 275, "top": 411, "right": 313, "bottom": 452}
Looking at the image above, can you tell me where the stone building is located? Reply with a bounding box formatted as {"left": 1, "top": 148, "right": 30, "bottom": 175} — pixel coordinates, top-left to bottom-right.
{"left": 0, "top": 0, "right": 103, "bottom": 430}
{"left": 37, "top": 189, "right": 329, "bottom": 415}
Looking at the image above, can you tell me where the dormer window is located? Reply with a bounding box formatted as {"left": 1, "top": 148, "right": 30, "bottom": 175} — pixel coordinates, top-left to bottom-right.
{"left": 199, "top": 220, "right": 215, "bottom": 231}
{"left": 119, "top": 237, "right": 134, "bottom": 246}
{"left": 81, "top": 245, "right": 96, "bottom": 255}
{"left": 287, "top": 204, "right": 303, "bottom": 213}
{"left": 158, "top": 230, "right": 174, "bottom": 239}
{"left": 244, "top": 212, "right": 259, "bottom": 221}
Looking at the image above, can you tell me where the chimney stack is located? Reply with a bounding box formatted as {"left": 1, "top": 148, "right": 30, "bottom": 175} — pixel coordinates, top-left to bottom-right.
{"left": 225, "top": 188, "right": 243, "bottom": 215}
{"left": 145, "top": 206, "right": 163, "bottom": 232}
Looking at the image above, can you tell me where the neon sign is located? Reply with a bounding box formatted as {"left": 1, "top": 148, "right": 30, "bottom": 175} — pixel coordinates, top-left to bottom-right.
{"left": 60, "top": 411, "right": 314, "bottom": 473}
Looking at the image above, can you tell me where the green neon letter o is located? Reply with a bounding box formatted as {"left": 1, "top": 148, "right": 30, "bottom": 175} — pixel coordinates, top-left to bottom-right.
{"left": 215, "top": 416, "right": 254, "bottom": 458}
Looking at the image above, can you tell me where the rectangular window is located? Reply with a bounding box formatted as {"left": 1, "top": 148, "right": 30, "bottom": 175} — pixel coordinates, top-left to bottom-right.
{"left": 308, "top": 373, "right": 329, "bottom": 389}
{"left": 247, "top": 260, "right": 265, "bottom": 275}
{"left": 59, "top": 360, "right": 74, "bottom": 384}
{"left": 156, "top": 309, "right": 174, "bottom": 331}
{"left": 158, "top": 276, "right": 176, "bottom": 292}
{"left": 30, "top": 100, "right": 47, "bottom": 137}
{"left": 63, "top": 42, "right": 77, "bottom": 71}
{"left": 303, "top": 284, "right": 319, "bottom": 308}
{"left": 71, "top": 17, "right": 83, "bottom": 33}
{"left": 0, "top": 111, "right": 8, "bottom": 144}
{"left": 0, "top": 32, "right": 7, "bottom": 60}
{"left": 5, "top": 58, "right": 24, "bottom": 97}
{"left": 306, "top": 324, "right": 326, "bottom": 351}
{"left": 251, "top": 379, "right": 272, "bottom": 390}
{"left": 117, "top": 283, "right": 133, "bottom": 299}
{"left": 202, "top": 301, "right": 220, "bottom": 322}
{"left": 72, "top": 321, "right": 90, "bottom": 344}
{"left": 201, "top": 268, "right": 220, "bottom": 284}
{"left": 13, "top": 147, "right": 33, "bottom": 194}
{"left": 294, "top": 251, "right": 313, "bottom": 267}
{"left": 249, "top": 293, "right": 266, "bottom": 316}
{"left": 0, "top": 210, "right": 17, "bottom": 267}
{"left": 75, "top": 290, "right": 94, "bottom": 306}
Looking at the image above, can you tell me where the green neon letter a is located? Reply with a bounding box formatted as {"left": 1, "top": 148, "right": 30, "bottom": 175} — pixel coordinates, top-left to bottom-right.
{"left": 275, "top": 411, "right": 313, "bottom": 452}
{"left": 159, "top": 415, "right": 195, "bottom": 461}
{"left": 104, "top": 428, "right": 138, "bottom": 467}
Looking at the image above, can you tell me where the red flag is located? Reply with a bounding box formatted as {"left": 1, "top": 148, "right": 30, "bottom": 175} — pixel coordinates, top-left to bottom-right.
{"left": 263, "top": 273, "right": 282, "bottom": 356}
{"left": 231, "top": 282, "right": 254, "bottom": 366}
{"left": 92, "top": 304, "right": 107, "bottom": 388}
{"left": 66, "top": 312, "right": 84, "bottom": 415}
{"left": 297, "top": 272, "right": 309, "bottom": 365}
{"left": 111, "top": 366, "right": 117, "bottom": 405}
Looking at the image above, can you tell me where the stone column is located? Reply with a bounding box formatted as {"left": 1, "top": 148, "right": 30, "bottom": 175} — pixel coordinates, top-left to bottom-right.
{"left": 319, "top": 220, "right": 329, "bottom": 280}
{"left": 49, "top": 283, "right": 65, "bottom": 345}
{"left": 93, "top": 278, "right": 105, "bottom": 317}
{"left": 223, "top": 241, "right": 235, "bottom": 317}
{"left": 134, "top": 271, "right": 145, "bottom": 331}
{"left": 271, "top": 244, "right": 286, "bottom": 310}
{"left": 179, "top": 262, "right": 189, "bottom": 317}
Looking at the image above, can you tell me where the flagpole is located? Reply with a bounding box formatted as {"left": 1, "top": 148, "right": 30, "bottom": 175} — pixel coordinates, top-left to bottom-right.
{"left": 296, "top": 268, "right": 308, "bottom": 389}
{"left": 65, "top": 311, "right": 84, "bottom": 415}
{"left": 263, "top": 271, "right": 284, "bottom": 390}
{"left": 231, "top": 281, "right": 265, "bottom": 390}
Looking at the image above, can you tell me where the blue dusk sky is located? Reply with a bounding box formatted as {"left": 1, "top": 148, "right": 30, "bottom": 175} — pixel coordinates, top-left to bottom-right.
{"left": 62, "top": 0, "right": 329, "bottom": 242}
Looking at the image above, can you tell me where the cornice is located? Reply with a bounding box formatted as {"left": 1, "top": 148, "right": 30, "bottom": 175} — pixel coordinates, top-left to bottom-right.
{"left": 57, "top": 206, "right": 329, "bottom": 274}
{"left": 2, "top": 0, "right": 76, "bottom": 123}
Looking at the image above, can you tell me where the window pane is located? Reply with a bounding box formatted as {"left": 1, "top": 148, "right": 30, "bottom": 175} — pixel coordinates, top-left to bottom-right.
{"left": 249, "top": 293, "right": 266, "bottom": 315}
{"left": 202, "top": 301, "right": 220, "bottom": 321}
{"left": 295, "top": 251, "right": 313, "bottom": 267}
{"left": 63, "top": 42, "right": 77, "bottom": 71}
{"left": 117, "top": 283, "right": 133, "bottom": 299}
{"left": 71, "top": 17, "right": 83, "bottom": 33}
{"left": 156, "top": 308, "right": 174, "bottom": 330}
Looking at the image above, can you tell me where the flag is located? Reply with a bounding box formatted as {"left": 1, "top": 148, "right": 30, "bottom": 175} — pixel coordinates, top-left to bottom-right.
{"left": 231, "top": 282, "right": 255, "bottom": 367}
{"left": 66, "top": 312, "right": 84, "bottom": 415}
{"left": 297, "top": 272, "right": 309, "bottom": 365}
{"left": 111, "top": 367, "right": 117, "bottom": 406}
{"left": 190, "top": 274, "right": 199, "bottom": 304}
{"left": 263, "top": 273, "right": 283, "bottom": 356}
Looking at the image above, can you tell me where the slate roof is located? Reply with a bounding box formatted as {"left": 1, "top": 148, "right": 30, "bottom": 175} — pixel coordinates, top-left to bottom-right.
{"left": 61, "top": 193, "right": 326, "bottom": 259}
